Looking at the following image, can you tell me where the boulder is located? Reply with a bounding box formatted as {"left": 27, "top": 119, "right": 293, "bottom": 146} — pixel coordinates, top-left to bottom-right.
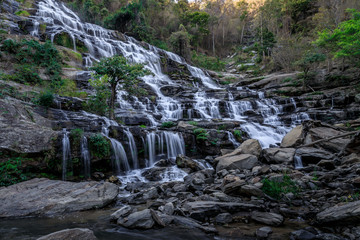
{"left": 256, "top": 227, "right": 273, "bottom": 239}
{"left": 215, "top": 213, "right": 233, "bottom": 224}
{"left": 316, "top": 200, "right": 360, "bottom": 225}
{"left": 281, "top": 125, "right": 304, "bottom": 148}
{"left": 0, "top": 178, "right": 119, "bottom": 217}
{"left": 37, "top": 228, "right": 97, "bottom": 240}
{"left": 177, "top": 121, "right": 196, "bottom": 130}
{"left": 219, "top": 139, "right": 262, "bottom": 158}
{"left": 290, "top": 229, "right": 316, "bottom": 240}
{"left": 110, "top": 205, "right": 133, "bottom": 221}
{"left": 176, "top": 154, "right": 204, "bottom": 172}
{"left": 263, "top": 148, "right": 295, "bottom": 164}
{"left": 172, "top": 216, "right": 217, "bottom": 233}
{"left": 304, "top": 127, "right": 350, "bottom": 152}
{"left": 251, "top": 211, "right": 284, "bottom": 226}
{"left": 0, "top": 98, "right": 57, "bottom": 154}
{"left": 239, "top": 184, "right": 264, "bottom": 198}
{"left": 182, "top": 201, "right": 260, "bottom": 222}
{"left": 296, "top": 147, "right": 334, "bottom": 165}
{"left": 117, "top": 209, "right": 154, "bottom": 229}
{"left": 216, "top": 154, "right": 258, "bottom": 172}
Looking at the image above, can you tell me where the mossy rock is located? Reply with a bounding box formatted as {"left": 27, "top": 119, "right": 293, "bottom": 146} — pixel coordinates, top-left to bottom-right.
{"left": 54, "top": 32, "right": 74, "bottom": 49}
{"left": 15, "top": 10, "right": 30, "bottom": 17}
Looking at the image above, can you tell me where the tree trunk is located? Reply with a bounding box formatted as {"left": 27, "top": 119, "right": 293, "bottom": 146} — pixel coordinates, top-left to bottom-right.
{"left": 110, "top": 83, "right": 117, "bottom": 120}
{"left": 212, "top": 30, "right": 215, "bottom": 56}
{"left": 240, "top": 21, "right": 245, "bottom": 44}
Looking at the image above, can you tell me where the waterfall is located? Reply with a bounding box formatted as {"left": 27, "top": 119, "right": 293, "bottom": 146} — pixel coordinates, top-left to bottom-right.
{"left": 62, "top": 129, "right": 71, "bottom": 181}
{"left": 227, "top": 131, "right": 240, "bottom": 148}
{"left": 294, "top": 154, "right": 304, "bottom": 169}
{"left": 163, "top": 131, "right": 185, "bottom": 160}
{"left": 81, "top": 136, "right": 91, "bottom": 178}
{"left": 124, "top": 129, "right": 139, "bottom": 169}
{"left": 146, "top": 132, "right": 156, "bottom": 167}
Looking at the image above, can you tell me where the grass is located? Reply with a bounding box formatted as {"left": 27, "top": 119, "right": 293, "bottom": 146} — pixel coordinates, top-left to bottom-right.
{"left": 261, "top": 175, "right": 300, "bottom": 199}
{"left": 15, "top": 10, "right": 30, "bottom": 17}
{"left": 161, "top": 121, "right": 176, "bottom": 128}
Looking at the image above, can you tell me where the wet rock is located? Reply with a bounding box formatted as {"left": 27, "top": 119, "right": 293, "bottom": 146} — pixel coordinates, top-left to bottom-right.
{"left": 172, "top": 216, "right": 217, "bottom": 233}
{"left": 117, "top": 209, "right": 154, "bottom": 229}
{"left": 0, "top": 178, "right": 119, "bottom": 217}
{"left": 316, "top": 200, "right": 360, "bottom": 225}
{"left": 281, "top": 125, "right": 304, "bottom": 148}
{"left": 256, "top": 226, "right": 273, "bottom": 239}
{"left": 110, "top": 205, "right": 133, "bottom": 221}
{"left": 215, "top": 213, "right": 233, "bottom": 224}
{"left": 263, "top": 148, "right": 295, "bottom": 164}
{"left": 37, "top": 228, "right": 97, "bottom": 240}
{"left": 290, "top": 229, "right": 316, "bottom": 240}
{"left": 251, "top": 211, "right": 284, "bottom": 226}
{"left": 176, "top": 154, "right": 204, "bottom": 172}
{"left": 216, "top": 154, "right": 258, "bottom": 172}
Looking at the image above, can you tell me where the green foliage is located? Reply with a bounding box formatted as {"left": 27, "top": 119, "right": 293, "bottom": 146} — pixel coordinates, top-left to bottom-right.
{"left": 169, "top": 24, "right": 191, "bottom": 60}
{"left": 316, "top": 9, "right": 360, "bottom": 65}
{"left": 15, "top": 10, "right": 30, "bottom": 17}
{"left": 88, "top": 134, "right": 110, "bottom": 158}
{"left": 139, "top": 125, "right": 147, "bottom": 128}
{"left": 90, "top": 56, "right": 150, "bottom": 119}
{"left": 36, "top": 91, "right": 54, "bottom": 108}
{"left": 233, "top": 130, "right": 243, "bottom": 141}
{"left": 0, "top": 157, "right": 27, "bottom": 186}
{"left": 261, "top": 175, "right": 300, "bottom": 199}
{"left": 10, "top": 64, "right": 42, "bottom": 85}
{"left": 296, "top": 51, "right": 326, "bottom": 77}
{"left": 254, "top": 27, "right": 276, "bottom": 57}
{"left": 1, "top": 39, "right": 20, "bottom": 54}
{"left": 187, "top": 121, "right": 198, "bottom": 126}
{"left": 57, "top": 79, "right": 88, "bottom": 99}
{"left": 193, "top": 128, "right": 209, "bottom": 141}
{"left": 191, "top": 51, "right": 225, "bottom": 71}
{"left": 161, "top": 121, "right": 176, "bottom": 128}
{"left": 84, "top": 76, "right": 110, "bottom": 116}
{"left": 70, "top": 128, "right": 84, "bottom": 146}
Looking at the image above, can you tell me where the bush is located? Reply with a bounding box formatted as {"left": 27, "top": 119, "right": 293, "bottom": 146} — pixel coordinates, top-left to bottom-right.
{"left": 1, "top": 39, "right": 20, "bottom": 54}
{"left": 0, "top": 157, "right": 27, "bottom": 186}
{"left": 12, "top": 64, "right": 42, "bottom": 85}
{"left": 36, "top": 91, "right": 54, "bottom": 108}
{"left": 161, "top": 121, "right": 175, "bottom": 128}
{"left": 233, "top": 130, "right": 243, "bottom": 141}
{"left": 191, "top": 51, "right": 225, "bottom": 72}
{"left": 70, "top": 128, "right": 84, "bottom": 146}
{"left": 261, "top": 175, "right": 300, "bottom": 199}
{"left": 15, "top": 10, "right": 30, "bottom": 17}
{"left": 193, "top": 128, "right": 208, "bottom": 141}
{"left": 89, "top": 134, "right": 110, "bottom": 158}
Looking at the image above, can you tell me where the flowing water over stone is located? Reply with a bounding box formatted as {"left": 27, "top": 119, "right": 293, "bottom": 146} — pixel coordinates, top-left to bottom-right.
{"left": 81, "top": 136, "right": 91, "bottom": 178}
{"left": 30, "top": 0, "right": 310, "bottom": 178}
{"left": 62, "top": 128, "right": 71, "bottom": 181}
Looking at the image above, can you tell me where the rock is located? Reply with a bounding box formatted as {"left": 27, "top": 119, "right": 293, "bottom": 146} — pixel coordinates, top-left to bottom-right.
{"left": 117, "top": 209, "right": 154, "bottom": 229}
{"left": 162, "top": 202, "right": 174, "bottom": 215}
{"left": 110, "top": 205, "right": 133, "bottom": 221}
{"left": 0, "top": 98, "right": 57, "bottom": 154}
{"left": 251, "top": 211, "right": 284, "bottom": 226}
{"left": 239, "top": 184, "right": 264, "bottom": 198}
{"left": 108, "top": 175, "right": 120, "bottom": 184}
{"left": 183, "top": 201, "right": 260, "bottom": 222}
{"left": 290, "top": 229, "right": 316, "bottom": 240}
{"left": 176, "top": 154, "right": 204, "bottom": 172}
{"left": 256, "top": 227, "right": 273, "bottom": 239}
{"left": 222, "top": 179, "right": 245, "bottom": 195}
{"left": 177, "top": 121, "right": 196, "bottom": 130}
{"left": 215, "top": 213, "right": 233, "bottom": 224}
{"left": 317, "top": 160, "right": 335, "bottom": 170}
{"left": 281, "top": 125, "right": 304, "bottom": 148}
{"left": 316, "top": 200, "right": 360, "bottom": 225}
{"left": 304, "top": 127, "right": 350, "bottom": 152}
{"left": 216, "top": 154, "right": 258, "bottom": 172}
{"left": 344, "top": 132, "right": 360, "bottom": 155}
{"left": 296, "top": 147, "right": 334, "bottom": 165}
{"left": 172, "top": 216, "right": 217, "bottom": 233}
{"left": 37, "top": 228, "right": 97, "bottom": 240}
{"left": 150, "top": 209, "right": 166, "bottom": 227}
{"left": 218, "top": 139, "right": 262, "bottom": 159}
{"left": 263, "top": 148, "right": 295, "bottom": 164}
{"left": 0, "top": 178, "right": 119, "bottom": 217}
{"left": 341, "top": 153, "right": 360, "bottom": 165}
{"left": 128, "top": 187, "right": 159, "bottom": 204}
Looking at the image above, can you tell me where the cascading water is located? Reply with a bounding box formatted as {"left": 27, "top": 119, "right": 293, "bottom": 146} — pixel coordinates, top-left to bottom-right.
{"left": 227, "top": 131, "right": 240, "bottom": 148}
{"left": 81, "top": 136, "right": 91, "bottom": 178}
{"left": 294, "top": 154, "right": 304, "bottom": 169}
{"left": 62, "top": 129, "right": 71, "bottom": 181}
{"left": 124, "top": 129, "right": 139, "bottom": 169}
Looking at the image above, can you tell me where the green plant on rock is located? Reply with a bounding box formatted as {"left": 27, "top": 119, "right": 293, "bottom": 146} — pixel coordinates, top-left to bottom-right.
{"left": 84, "top": 76, "right": 110, "bottom": 116}
{"left": 15, "top": 10, "right": 30, "bottom": 17}
{"left": 89, "top": 134, "right": 110, "bottom": 159}
{"left": 0, "top": 157, "right": 27, "bottom": 186}
{"left": 233, "top": 130, "right": 243, "bottom": 141}
{"left": 1, "top": 39, "right": 20, "bottom": 54}
{"left": 187, "top": 121, "right": 198, "bottom": 126}
{"left": 161, "top": 121, "right": 176, "bottom": 128}
{"left": 70, "top": 128, "right": 84, "bottom": 146}
{"left": 36, "top": 91, "right": 54, "bottom": 108}
{"left": 261, "top": 175, "right": 300, "bottom": 199}
{"left": 193, "top": 128, "right": 208, "bottom": 141}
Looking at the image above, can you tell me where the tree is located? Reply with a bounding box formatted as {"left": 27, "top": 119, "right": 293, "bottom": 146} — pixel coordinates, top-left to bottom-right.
{"left": 316, "top": 9, "right": 360, "bottom": 66}
{"left": 169, "top": 24, "right": 191, "bottom": 60}
{"left": 296, "top": 51, "right": 326, "bottom": 89}
{"left": 90, "top": 56, "right": 150, "bottom": 119}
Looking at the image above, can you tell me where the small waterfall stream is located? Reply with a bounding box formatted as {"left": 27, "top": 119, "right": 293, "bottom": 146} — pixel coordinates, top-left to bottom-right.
{"left": 124, "top": 129, "right": 139, "bottom": 169}
{"left": 80, "top": 136, "right": 91, "bottom": 178}
{"left": 62, "top": 129, "right": 71, "bottom": 181}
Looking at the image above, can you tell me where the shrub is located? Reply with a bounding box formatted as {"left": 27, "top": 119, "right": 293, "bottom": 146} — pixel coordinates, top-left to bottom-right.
{"left": 1, "top": 39, "right": 20, "bottom": 54}
{"left": 161, "top": 121, "right": 175, "bottom": 128}
{"left": 15, "top": 10, "right": 30, "bottom": 17}
{"left": 36, "top": 91, "right": 54, "bottom": 108}
{"left": 70, "top": 128, "right": 84, "bottom": 146}
{"left": 261, "top": 175, "right": 300, "bottom": 199}
{"left": 193, "top": 128, "right": 208, "bottom": 141}
{"left": 89, "top": 134, "right": 110, "bottom": 158}
{"left": 233, "top": 130, "right": 243, "bottom": 141}
{"left": 0, "top": 157, "right": 27, "bottom": 186}
{"left": 12, "top": 64, "right": 42, "bottom": 85}
{"left": 191, "top": 51, "right": 225, "bottom": 72}
{"left": 187, "top": 121, "right": 198, "bottom": 126}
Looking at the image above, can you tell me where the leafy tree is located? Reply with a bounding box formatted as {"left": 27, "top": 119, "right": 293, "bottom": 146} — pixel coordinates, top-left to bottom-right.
{"left": 296, "top": 51, "right": 326, "bottom": 88}
{"left": 169, "top": 24, "right": 191, "bottom": 60}
{"left": 85, "top": 76, "right": 111, "bottom": 116}
{"left": 90, "top": 56, "right": 150, "bottom": 119}
{"left": 316, "top": 9, "right": 360, "bottom": 66}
